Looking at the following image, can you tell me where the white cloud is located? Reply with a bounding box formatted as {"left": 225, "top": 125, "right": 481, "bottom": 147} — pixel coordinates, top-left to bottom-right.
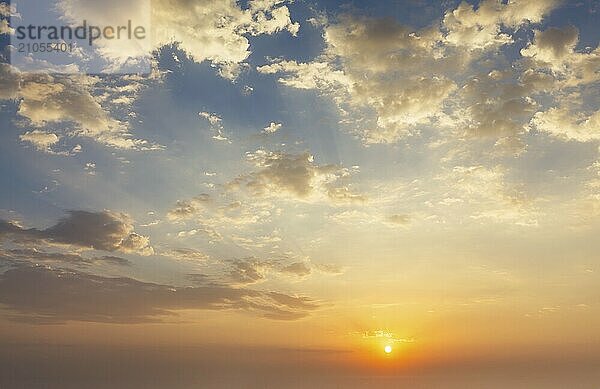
{"left": 443, "top": 0, "right": 558, "bottom": 50}
{"left": 199, "top": 111, "right": 230, "bottom": 142}
{"left": 262, "top": 122, "right": 282, "bottom": 134}
{"left": 153, "top": 0, "right": 299, "bottom": 79}
{"left": 532, "top": 107, "right": 600, "bottom": 142}
{"left": 19, "top": 131, "right": 60, "bottom": 153}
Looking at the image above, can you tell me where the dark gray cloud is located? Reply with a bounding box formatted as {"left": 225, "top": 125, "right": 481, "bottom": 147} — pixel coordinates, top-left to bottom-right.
{"left": 0, "top": 264, "right": 318, "bottom": 323}
{"left": 0, "top": 211, "right": 153, "bottom": 255}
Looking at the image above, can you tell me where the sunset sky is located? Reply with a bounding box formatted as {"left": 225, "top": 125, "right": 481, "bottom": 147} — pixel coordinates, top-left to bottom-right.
{"left": 1, "top": 0, "right": 600, "bottom": 387}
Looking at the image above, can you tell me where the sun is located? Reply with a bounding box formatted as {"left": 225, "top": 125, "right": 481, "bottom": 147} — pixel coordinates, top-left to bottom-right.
{"left": 384, "top": 345, "right": 392, "bottom": 354}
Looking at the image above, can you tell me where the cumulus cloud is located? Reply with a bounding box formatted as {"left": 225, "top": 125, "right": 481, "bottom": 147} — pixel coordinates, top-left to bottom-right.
{"left": 19, "top": 131, "right": 61, "bottom": 154}
{"left": 257, "top": 60, "right": 352, "bottom": 90}
{"left": 520, "top": 25, "right": 600, "bottom": 87}
{"left": 531, "top": 107, "right": 600, "bottom": 142}
{"left": 258, "top": 0, "right": 569, "bottom": 146}
{"left": 519, "top": 25, "right": 600, "bottom": 142}
{"left": 0, "top": 264, "right": 318, "bottom": 323}
{"left": 456, "top": 68, "right": 538, "bottom": 149}
{"left": 229, "top": 150, "right": 363, "bottom": 202}
{"left": 443, "top": 0, "right": 558, "bottom": 50}
{"left": 10, "top": 0, "right": 299, "bottom": 78}
{"left": 521, "top": 26, "right": 579, "bottom": 65}
{"left": 0, "top": 210, "right": 154, "bottom": 256}
{"left": 153, "top": 0, "right": 299, "bottom": 79}
{"left": 262, "top": 122, "right": 282, "bottom": 134}
{"left": 0, "top": 64, "right": 160, "bottom": 151}
{"left": 258, "top": 15, "right": 459, "bottom": 143}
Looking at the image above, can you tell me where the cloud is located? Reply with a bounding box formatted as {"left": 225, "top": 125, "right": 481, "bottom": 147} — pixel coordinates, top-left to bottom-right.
{"left": 228, "top": 256, "right": 335, "bottom": 284}
{"left": 0, "top": 248, "right": 131, "bottom": 267}
{"left": 531, "top": 107, "right": 600, "bottom": 142}
{"left": 0, "top": 264, "right": 318, "bottom": 323}
{"left": 0, "top": 63, "right": 19, "bottom": 99}
{"left": 0, "top": 64, "right": 160, "bottom": 151}
{"left": 262, "top": 122, "right": 282, "bottom": 134}
{"left": 456, "top": 68, "right": 537, "bottom": 148}
{"left": 437, "top": 165, "right": 539, "bottom": 226}
{"left": 166, "top": 195, "right": 276, "bottom": 246}
{"left": 258, "top": 14, "right": 460, "bottom": 143}
{"left": 54, "top": 0, "right": 152, "bottom": 68}
{"left": 257, "top": 60, "right": 352, "bottom": 90}
{"left": 280, "top": 262, "right": 311, "bottom": 277}
{"left": 229, "top": 150, "right": 363, "bottom": 202}
{"left": 521, "top": 25, "right": 600, "bottom": 87}
{"left": 517, "top": 25, "right": 600, "bottom": 144}
{"left": 232, "top": 232, "right": 282, "bottom": 249}
{"left": 93, "top": 255, "right": 132, "bottom": 266}
{"left": 199, "top": 112, "right": 230, "bottom": 142}
{"left": 385, "top": 214, "right": 411, "bottom": 226}
{"left": 167, "top": 194, "right": 212, "bottom": 221}
{"left": 19, "top": 131, "right": 61, "bottom": 154}
{"left": 328, "top": 209, "right": 412, "bottom": 229}
{"left": 229, "top": 258, "right": 271, "bottom": 285}
{"left": 13, "top": 0, "right": 299, "bottom": 78}
{"left": 443, "top": 0, "right": 558, "bottom": 50}
{"left": 521, "top": 25, "right": 579, "bottom": 64}
{"left": 172, "top": 199, "right": 269, "bottom": 223}
{"left": 0, "top": 210, "right": 154, "bottom": 256}
{"left": 161, "top": 248, "right": 210, "bottom": 262}
{"left": 0, "top": 2, "right": 15, "bottom": 17}
{"left": 360, "top": 330, "right": 414, "bottom": 344}
{"left": 258, "top": 1, "right": 566, "bottom": 145}
{"left": 0, "top": 18, "right": 11, "bottom": 34}
{"left": 152, "top": 0, "right": 299, "bottom": 79}
{"left": 312, "top": 262, "right": 344, "bottom": 275}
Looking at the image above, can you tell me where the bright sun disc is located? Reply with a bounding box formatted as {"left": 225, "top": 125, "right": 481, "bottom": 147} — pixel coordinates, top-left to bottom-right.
{"left": 384, "top": 345, "right": 392, "bottom": 354}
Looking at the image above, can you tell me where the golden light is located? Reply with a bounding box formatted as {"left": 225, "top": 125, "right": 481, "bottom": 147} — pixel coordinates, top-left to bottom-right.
{"left": 384, "top": 345, "right": 392, "bottom": 354}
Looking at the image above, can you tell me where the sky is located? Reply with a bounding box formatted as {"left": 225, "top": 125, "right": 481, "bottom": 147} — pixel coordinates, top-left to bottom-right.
{"left": 1, "top": 0, "right": 600, "bottom": 387}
